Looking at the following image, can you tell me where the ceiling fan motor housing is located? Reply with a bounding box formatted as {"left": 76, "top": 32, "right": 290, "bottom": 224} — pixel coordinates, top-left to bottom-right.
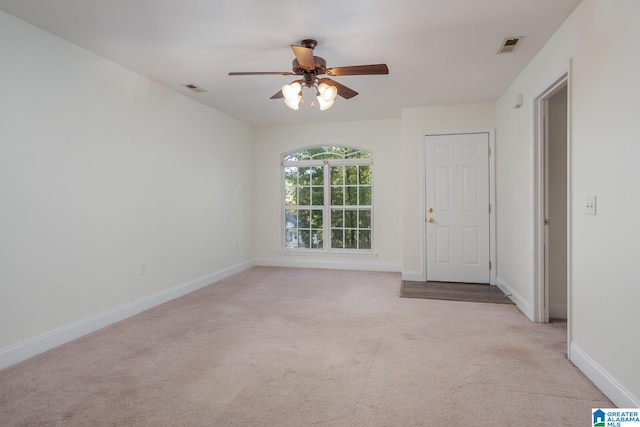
{"left": 292, "top": 56, "right": 327, "bottom": 76}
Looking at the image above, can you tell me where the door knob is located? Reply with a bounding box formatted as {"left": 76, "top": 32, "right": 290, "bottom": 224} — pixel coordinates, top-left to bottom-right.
{"left": 427, "top": 217, "right": 434, "bottom": 223}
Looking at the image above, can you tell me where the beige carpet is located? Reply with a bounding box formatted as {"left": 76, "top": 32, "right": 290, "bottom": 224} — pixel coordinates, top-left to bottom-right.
{"left": 0, "top": 267, "right": 611, "bottom": 426}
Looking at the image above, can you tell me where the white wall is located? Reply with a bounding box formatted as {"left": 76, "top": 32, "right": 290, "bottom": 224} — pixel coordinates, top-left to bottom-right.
{"left": 400, "top": 104, "right": 496, "bottom": 280}
{"left": 0, "top": 11, "right": 254, "bottom": 355}
{"left": 496, "top": 0, "right": 640, "bottom": 406}
{"left": 252, "top": 119, "right": 403, "bottom": 271}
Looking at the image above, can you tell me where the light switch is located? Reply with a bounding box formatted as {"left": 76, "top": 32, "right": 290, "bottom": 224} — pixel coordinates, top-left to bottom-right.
{"left": 585, "top": 195, "right": 596, "bottom": 215}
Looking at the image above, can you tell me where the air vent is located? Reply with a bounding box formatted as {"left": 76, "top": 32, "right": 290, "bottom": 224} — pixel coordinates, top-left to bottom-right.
{"left": 497, "top": 36, "right": 523, "bottom": 54}
{"left": 183, "top": 84, "right": 207, "bottom": 93}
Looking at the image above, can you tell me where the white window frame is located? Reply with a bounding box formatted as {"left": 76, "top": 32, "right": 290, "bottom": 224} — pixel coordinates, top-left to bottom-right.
{"left": 281, "top": 148, "right": 373, "bottom": 253}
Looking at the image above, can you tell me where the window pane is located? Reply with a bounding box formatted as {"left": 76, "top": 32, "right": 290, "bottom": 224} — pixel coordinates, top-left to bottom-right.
{"left": 359, "top": 230, "right": 372, "bottom": 249}
{"left": 311, "top": 230, "right": 323, "bottom": 249}
{"left": 298, "top": 167, "right": 310, "bottom": 185}
{"left": 344, "top": 229, "right": 357, "bottom": 249}
{"left": 331, "top": 209, "right": 343, "bottom": 227}
{"left": 299, "top": 230, "right": 310, "bottom": 248}
{"left": 284, "top": 167, "right": 299, "bottom": 184}
{"left": 298, "top": 210, "right": 310, "bottom": 228}
{"left": 311, "top": 209, "right": 323, "bottom": 229}
{"left": 359, "top": 209, "right": 371, "bottom": 228}
{"left": 331, "top": 166, "right": 344, "bottom": 185}
{"left": 359, "top": 165, "right": 372, "bottom": 185}
{"left": 344, "top": 210, "right": 357, "bottom": 228}
{"left": 285, "top": 186, "right": 297, "bottom": 206}
{"left": 285, "top": 230, "right": 298, "bottom": 248}
{"left": 299, "top": 186, "right": 311, "bottom": 205}
{"left": 285, "top": 210, "right": 297, "bottom": 228}
{"left": 345, "top": 186, "right": 358, "bottom": 205}
{"left": 311, "top": 187, "right": 324, "bottom": 206}
{"left": 331, "top": 229, "right": 344, "bottom": 248}
{"left": 311, "top": 166, "right": 324, "bottom": 185}
{"left": 359, "top": 186, "right": 372, "bottom": 205}
{"left": 331, "top": 186, "right": 344, "bottom": 205}
{"left": 345, "top": 166, "right": 358, "bottom": 185}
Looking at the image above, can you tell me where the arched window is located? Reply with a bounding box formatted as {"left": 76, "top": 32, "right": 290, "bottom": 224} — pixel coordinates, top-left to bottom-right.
{"left": 282, "top": 146, "right": 373, "bottom": 251}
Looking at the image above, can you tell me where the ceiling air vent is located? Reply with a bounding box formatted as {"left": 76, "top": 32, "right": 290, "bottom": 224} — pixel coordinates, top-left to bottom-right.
{"left": 183, "top": 84, "right": 207, "bottom": 93}
{"left": 497, "top": 36, "right": 523, "bottom": 54}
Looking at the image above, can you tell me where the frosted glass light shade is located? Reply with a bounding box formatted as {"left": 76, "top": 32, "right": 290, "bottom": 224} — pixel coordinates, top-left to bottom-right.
{"left": 282, "top": 82, "right": 302, "bottom": 100}
{"left": 284, "top": 97, "right": 301, "bottom": 110}
{"left": 322, "top": 85, "right": 337, "bottom": 102}
{"left": 317, "top": 83, "right": 338, "bottom": 102}
{"left": 317, "top": 98, "right": 334, "bottom": 110}
{"left": 316, "top": 82, "right": 337, "bottom": 110}
{"left": 282, "top": 81, "right": 302, "bottom": 110}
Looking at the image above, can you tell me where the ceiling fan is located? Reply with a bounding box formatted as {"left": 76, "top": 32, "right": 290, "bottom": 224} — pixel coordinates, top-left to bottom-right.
{"left": 228, "top": 39, "right": 389, "bottom": 110}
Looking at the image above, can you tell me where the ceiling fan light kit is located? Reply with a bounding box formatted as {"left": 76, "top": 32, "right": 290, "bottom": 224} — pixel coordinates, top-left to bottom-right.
{"left": 229, "top": 39, "right": 388, "bottom": 112}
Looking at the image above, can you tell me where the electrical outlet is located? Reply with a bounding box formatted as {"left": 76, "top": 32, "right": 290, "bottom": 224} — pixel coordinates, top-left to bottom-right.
{"left": 585, "top": 195, "right": 596, "bottom": 215}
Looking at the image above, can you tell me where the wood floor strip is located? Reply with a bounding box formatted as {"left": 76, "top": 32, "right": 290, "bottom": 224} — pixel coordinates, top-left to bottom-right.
{"left": 400, "top": 281, "right": 514, "bottom": 304}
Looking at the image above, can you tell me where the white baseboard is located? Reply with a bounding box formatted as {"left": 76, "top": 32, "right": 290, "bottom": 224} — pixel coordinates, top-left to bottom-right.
{"left": 255, "top": 257, "right": 402, "bottom": 273}
{"left": 0, "top": 260, "right": 254, "bottom": 371}
{"left": 570, "top": 342, "right": 640, "bottom": 408}
{"left": 549, "top": 303, "right": 567, "bottom": 319}
{"left": 401, "top": 271, "right": 426, "bottom": 282}
{"left": 496, "top": 276, "right": 535, "bottom": 321}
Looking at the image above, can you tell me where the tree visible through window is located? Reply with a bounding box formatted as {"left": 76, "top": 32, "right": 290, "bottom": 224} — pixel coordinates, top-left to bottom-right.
{"left": 283, "top": 146, "right": 373, "bottom": 251}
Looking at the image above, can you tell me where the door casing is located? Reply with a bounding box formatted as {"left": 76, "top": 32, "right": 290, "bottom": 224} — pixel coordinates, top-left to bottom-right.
{"left": 533, "top": 73, "right": 570, "bottom": 316}
{"left": 532, "top": 66, "right": 571, "bottom": 359}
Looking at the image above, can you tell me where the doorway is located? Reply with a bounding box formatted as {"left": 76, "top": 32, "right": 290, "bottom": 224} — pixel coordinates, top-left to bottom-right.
{"left": 547, "top": 86, "right": 568, "bottom": 320}
{"left": 533, "top": 73, "right": 569, "bottom": 326}
{"left": 424, "top": 132, "right": 492, "bottom": 284}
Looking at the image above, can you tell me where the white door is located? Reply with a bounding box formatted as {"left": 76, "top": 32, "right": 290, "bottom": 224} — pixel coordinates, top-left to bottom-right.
{"left": 425, "top": 133, "right": 490, "bottom": 283}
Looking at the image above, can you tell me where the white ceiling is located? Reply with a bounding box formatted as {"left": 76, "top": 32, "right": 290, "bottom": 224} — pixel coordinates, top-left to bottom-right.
{"left": 0, "top": 0, "right": 581, "bottom": 126}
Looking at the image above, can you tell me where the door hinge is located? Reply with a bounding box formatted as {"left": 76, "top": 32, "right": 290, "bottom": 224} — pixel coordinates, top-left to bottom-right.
{"left": 489, "top": 204, "right": 491, "bottom": 213}
{"left": 489, "top": 261, "right": 492, "bottom": 270}
{"left": 488, "top": 146, "right": 491, "bottom": 156}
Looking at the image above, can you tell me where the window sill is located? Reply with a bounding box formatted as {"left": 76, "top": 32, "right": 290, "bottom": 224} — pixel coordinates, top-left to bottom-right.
{"left": 278, "top": 249, "right": 379, "bottom": 258}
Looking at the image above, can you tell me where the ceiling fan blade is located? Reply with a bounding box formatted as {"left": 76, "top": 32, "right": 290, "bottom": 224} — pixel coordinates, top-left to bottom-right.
{"left": 229, "top": 71, "right": 294, "bottom": 76}
{"left": 326, "top": 64, "right": 389, "bottom": 76}
{"left": 270, "top": 90, "right": 284, "bottom": 99}
{"left": 319, "top": 78, "right": 358, "bottom": 99}
{"left": 290, "top": 45, "right": 316, "bottom": 70}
